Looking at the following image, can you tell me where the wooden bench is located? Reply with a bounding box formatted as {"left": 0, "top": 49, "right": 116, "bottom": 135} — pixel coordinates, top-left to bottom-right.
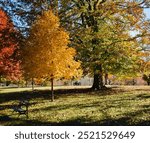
{"left": 12, "top": 100, "right": 29, "bottom": 118}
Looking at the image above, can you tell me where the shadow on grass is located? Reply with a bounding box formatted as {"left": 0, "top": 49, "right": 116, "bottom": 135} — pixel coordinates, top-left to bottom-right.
{"left": 1, "top": 87, "right": 150, "bottom": 126}
{"left": 0, "top": 114, "right": 12, "bottom": 121}
{"left": 1, "top": 114, "right": 150, "bottom": 126}
{"left": 1, "top": 99, "right": 150, "bottom": 126}
{"left": 0, "top": 87, "right": 117, "bottom": 104}
{"left": 136, "top": 94, "right": 150, "bottom": 99}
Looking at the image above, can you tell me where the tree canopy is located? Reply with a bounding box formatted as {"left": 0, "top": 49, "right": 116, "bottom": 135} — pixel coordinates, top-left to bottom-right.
{"left": 60, "top": 0, "right": 150, "bottom": 89}
{"left": 0, "top": 8, "right": 21, "bottom": 81}
{"left": 21, "top": 10, "right": 82, "bottom": 100}
{"left": 1, "top": 0, "right": 150, "bottom": 89}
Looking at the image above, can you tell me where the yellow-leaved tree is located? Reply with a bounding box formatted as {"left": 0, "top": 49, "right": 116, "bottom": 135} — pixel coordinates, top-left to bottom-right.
{"left": 22, "top": 10, "right": 82, "bottom": 101}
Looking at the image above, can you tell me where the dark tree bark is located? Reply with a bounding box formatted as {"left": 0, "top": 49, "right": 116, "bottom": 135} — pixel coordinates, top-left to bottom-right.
{"left": 143, "top": 74, "right": 150, "bottom": 86}
{"left": 31, "top": 77, "right": 34, "bottom": 91}
{"left": 132, "top": 79, "right": 136, "bottom": 85}
{"left": 51, "top": 78, "right": 54, "bottom": 102}
{"left": 92, "top": 73, "right": 100, "bottom": 90}
{"left": 0, "top": 76, "right": 2, "bottom": 83}
{"left": 104, "top": 73, "right": 108, "bottom": 85}
{"left": 92, "top": 64, "right": 104, "bottom": 90}
{"left": 17, "top": 81, "right": 20, "bottom": 88}
{"left": 25, "top": 80, "right": 28, "bottom": 87}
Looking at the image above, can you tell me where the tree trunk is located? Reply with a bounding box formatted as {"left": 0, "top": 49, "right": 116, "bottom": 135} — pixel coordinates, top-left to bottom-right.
{"left": 51, "top": 78, "right": 54, "bottom": 102}
{"left": 105, "top": 73, "right": 108, "bottom": 85}
{"left": 0, "top": 75, "right": 2, "bottom": 83}
{"left": 148, "top": 75, "right": 150, "bottom": 86}
{"left": 25, "top": 80, "right": 28, "bottom": 87}
{"left": 132, "top": 79, "right": 136, "bottom": 85}
{"left": 31, "top": 78, "right": 34, "bottom": 91}
{"left": 6, "top": 81, "right": 10, "bottom": 86}
{"left": 92, "top": 64, "right": 104, "bottom": 90}
{"left": 92, "top": 73, "right": 100, "bottom": 90}
{"left": 17, "top": 81, "right": 20, "bottom": 88}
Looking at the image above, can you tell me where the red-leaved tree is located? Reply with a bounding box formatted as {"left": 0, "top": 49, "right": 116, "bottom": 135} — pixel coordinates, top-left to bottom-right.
{"left": 0, "top": 9, "right": 21, "bottom": 82}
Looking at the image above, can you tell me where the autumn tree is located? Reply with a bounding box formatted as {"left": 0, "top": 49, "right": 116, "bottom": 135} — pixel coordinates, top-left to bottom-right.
{"left": 22, "top": 10, "right": 82, "bottom": 101}
{"left": 142, "top": 74, "right": 150, "bottom": 85}
{"left": 0, "top": 0, "right": 78, "bottom": 34}
{"left": 60, "top": 0, "right": 150, "bottom": 90}
{"left": 2, "top": 0, "right": 150, "bottom": 89}
{"left": 139, "top": 50, "right": 150, "bottom": 85}
{"left": 0, "top": 8, "right": 21, "bottom": 82}
{"left": 0, "top": 0, "right": 51, "bottom": 35}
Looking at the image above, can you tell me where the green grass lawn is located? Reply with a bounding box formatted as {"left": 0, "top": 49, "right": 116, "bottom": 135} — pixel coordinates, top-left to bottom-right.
{"left": 0, "top": 85, "right": 90, "bottom": 93}
{"left": 0, "top": 86, "right": 150, "bottom": 126}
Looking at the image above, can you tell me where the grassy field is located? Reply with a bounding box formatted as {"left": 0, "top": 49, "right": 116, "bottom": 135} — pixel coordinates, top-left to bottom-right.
{"left": 0, "top": 86, "right": 150, "bottom": 126}
{"left": 0, "top": 86, "right": 90, "bottom": 93}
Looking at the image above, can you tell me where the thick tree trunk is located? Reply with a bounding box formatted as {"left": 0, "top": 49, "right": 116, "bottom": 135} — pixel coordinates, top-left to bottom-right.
{"left": 92, "top": 64, "right": 104, "bottom": 90}
{"left": 92, "top": 73, "right": 100, "bottom": 90}
{"left": 51, "top": 78, "right": 54, "bottom": 102}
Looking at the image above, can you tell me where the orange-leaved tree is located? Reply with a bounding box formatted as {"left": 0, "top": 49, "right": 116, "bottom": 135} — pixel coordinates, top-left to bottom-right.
{"left": 22, "top": 10, "right": 82, "bottom": 101}
{"left": 0, "top": 9, "right": 21, "bottom": 82}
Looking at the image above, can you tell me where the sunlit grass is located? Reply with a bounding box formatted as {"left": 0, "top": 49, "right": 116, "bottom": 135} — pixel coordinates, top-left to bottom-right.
{"left": 0, "top": 86, "right": 150, "bottom": 125}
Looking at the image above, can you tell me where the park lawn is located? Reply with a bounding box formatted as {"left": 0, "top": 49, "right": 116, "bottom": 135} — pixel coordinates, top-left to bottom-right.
{"left": 0, "top": 86, "right": 90, "bottom": 94}
{"left": 0, "top": 86, "right": 150, "bottom": 126}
